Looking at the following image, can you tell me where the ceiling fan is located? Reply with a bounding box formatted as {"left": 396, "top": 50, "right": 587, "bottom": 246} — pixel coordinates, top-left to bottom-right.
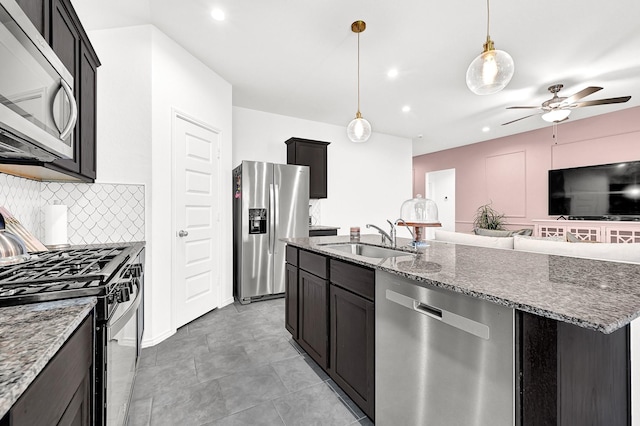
{"left": 502, "top": 84, "right": 631, "bottom": 125}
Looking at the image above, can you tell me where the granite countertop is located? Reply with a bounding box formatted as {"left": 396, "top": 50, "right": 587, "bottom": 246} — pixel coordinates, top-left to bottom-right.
{"left": 0, "top": 297, "right": 96, "bottom": 418}
{"left": 283, "top": 234, "right": 640, "bottom": 334}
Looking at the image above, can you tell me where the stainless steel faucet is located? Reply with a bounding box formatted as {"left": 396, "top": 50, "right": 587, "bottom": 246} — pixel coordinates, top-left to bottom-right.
{"left": 366, "top": 222, "right": 394, "bottom": 246}
{"left": 367, "top": 219, "right": 416, "bottom": 249}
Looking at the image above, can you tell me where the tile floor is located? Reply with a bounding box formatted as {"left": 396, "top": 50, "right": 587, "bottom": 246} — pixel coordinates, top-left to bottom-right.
{"left": 127, "top": 298, "right": 374, "bottom": 425}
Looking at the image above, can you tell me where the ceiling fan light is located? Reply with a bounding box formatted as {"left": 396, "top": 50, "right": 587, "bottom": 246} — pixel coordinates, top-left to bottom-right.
{"left": 542, "top": 109, "right": 571, "bottom": 123}
{"left": 466, "top": 47, "right": 514, "bottom": 95}
{"left": 347, "top": 115, "right": 372, "bottom": 143}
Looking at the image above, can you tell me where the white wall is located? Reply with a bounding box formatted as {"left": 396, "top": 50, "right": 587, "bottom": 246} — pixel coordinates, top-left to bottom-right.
{"left": 88, "top": 25, "right": 232, "bottom": 346}
{"left": 233, "top": 107, "right": 413, "bottom": 237}
{"left": 150, "top": 27, "right": 233, "bottom": 341}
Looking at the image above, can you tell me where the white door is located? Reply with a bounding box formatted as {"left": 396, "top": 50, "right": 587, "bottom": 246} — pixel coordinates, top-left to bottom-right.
{"left": 173, "top": 112, "right": 220, "bottom": 328}
{"left": 426, "top": 169, "right": 456, "bottom": 235}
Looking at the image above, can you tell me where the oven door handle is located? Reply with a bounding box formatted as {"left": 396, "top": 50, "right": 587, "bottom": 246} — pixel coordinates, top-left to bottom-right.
{"left": 107, "top": 280, "right": 141, "bottom": 339}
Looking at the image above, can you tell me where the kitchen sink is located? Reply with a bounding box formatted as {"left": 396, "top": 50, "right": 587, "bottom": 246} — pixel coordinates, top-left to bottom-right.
{"left": 319, "top": 243, "right": 414, "bottom": 259}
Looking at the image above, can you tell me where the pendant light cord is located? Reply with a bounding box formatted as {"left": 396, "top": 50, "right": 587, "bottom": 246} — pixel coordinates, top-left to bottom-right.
{"left": 357, "top": 31, "right": 361, "bottom": 114}
{"left": 486, "top": 0, "right": 491, "bottom": 40}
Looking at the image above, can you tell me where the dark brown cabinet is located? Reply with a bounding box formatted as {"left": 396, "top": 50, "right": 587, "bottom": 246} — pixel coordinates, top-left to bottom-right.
{"left": 329, "top": 285, "right": 375, "bottom": 419}
{"left": 284, "top": 246, "right": 375, "bottom": 420}
{"left": 285, "top": 137, "right": 330, "bottom": 199}
{"left": 15, "top": 0, "right": 100, "bottom": 182}
{"left": 15, "top": 0, "right": 47, "bottom": 36}
{"left": 329, "top": 259, "right": 375, "bottom": 420}
{"left": 7, "top": 312, "right": 94, "bottom": 426}
{"left": 518, "top": 312, "right": 630, "bottom": 426}
{"left": 299, "top": 270, "right": 329, "bottom": 368}
{"left": 297, "top": 250, "right": 329, "bottom": 369}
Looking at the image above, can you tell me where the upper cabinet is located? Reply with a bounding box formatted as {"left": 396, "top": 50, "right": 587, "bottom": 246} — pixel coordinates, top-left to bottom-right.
{"left": 285, "top": 137, "right": 330, "bottom": 199}
{"left": 15, "top": 0, "right": 100, "bottom": 182}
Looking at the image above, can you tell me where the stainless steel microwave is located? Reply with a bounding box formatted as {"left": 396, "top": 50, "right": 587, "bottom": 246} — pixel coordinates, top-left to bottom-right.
{"left": 0, "top": 0, "right": 76, "bottom": 162}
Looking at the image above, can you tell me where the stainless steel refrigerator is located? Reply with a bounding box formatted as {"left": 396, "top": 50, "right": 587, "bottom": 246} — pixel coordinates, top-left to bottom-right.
{"left": 233, "top": 161, "right": 309, "bottom": 304}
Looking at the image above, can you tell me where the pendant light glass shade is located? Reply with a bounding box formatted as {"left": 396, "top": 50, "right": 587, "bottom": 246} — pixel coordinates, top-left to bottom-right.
{"left": 466, "top": 0, "right": 514, "bottom": 95}
{"left": 466, "top": 40, "right": 514, "bottom": 95}
{"left": 347, "top": 113, "right": 372, "bottom": 143}
{"left": 347, "top": 20, "right": 372, "bottom": 143}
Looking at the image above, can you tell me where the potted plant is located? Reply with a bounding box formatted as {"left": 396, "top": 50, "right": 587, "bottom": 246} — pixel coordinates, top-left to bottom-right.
{"left": 473, "top": 202, "right": 506, "bottom": 230}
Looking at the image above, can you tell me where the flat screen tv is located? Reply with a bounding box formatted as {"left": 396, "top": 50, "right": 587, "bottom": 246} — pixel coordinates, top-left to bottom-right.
{"left": 548, "top": 161, "right": 640, "bottom": 220}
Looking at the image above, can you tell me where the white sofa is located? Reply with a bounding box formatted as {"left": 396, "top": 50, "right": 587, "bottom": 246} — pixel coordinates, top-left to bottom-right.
{"left": 433, "top": 229, "right": 640, "bottom": 263}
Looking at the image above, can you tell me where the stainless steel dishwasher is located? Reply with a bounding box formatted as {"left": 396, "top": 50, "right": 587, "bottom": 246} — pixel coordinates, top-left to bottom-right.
{"left": 376, "top": 270, "right": 515, "bottom": 425}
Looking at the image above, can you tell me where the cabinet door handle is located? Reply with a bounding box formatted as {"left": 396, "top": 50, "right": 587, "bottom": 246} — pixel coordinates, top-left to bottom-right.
{"left": 178, "top": 230, "right": 188, "bottom": 237}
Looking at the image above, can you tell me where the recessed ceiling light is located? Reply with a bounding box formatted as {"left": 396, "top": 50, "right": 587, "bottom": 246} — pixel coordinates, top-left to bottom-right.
{"left": 402, "top": 105, "right": 411, "bottom": 113}
{"left": 387, "top": 69, "right": 398, "bottom": 78}
{"left": 482, "top": 126, "right": 490, "bottom": 132}
{"left": 211, "top": 8, "right": 225, "bottom": 21}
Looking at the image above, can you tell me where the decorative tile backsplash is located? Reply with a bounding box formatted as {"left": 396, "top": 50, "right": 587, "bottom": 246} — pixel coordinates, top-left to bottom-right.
{"left": 0, "top": 174, "right": 41, "bottom": 234}
{"left": 41, "top": 182, "right": 145, "bottom": 245}
{"left": 0, "top": 173, "right": 145, "bottom": 246}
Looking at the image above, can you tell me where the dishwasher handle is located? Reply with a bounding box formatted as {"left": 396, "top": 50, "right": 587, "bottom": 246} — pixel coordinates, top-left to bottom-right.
{"left": 414, "top": 302, "right": 442, "bottom": 319}
{"left": 385, "top": 289, "right": 490, "bottom": 340}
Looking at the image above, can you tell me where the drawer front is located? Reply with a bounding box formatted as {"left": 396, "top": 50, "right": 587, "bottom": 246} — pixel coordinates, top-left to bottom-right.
{"left": 330, "top": 259, "right": 375, "bottom": 301}
{"left": 286, "top": 245, "right": 298, "bottom": 266}
{"left": 309, "top": 229, "right": 338, "bottom": 237}
{"left": 299, "top": 249, "right": 327, "bottom": 279}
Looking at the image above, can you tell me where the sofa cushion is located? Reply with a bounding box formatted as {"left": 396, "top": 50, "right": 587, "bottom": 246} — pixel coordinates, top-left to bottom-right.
{"left": 513, "top": 235, "right": 640, "bottom": 264}
{"left": 474, "top": 228, "right": 533, "bottom": 237}
{"left": 434, "top": 230, "right": 514, "bottom": 249}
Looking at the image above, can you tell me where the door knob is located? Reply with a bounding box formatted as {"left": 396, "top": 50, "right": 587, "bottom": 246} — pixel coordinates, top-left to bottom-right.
{"left": 178, "top": 230, "right": 189, "bottom": 237}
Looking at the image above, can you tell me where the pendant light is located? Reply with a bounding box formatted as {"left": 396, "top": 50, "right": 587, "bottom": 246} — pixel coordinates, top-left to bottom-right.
{"left": 466, "top": 0, "right": 514, "bottom": 95}
{"left": 347, "top": 20, "right": 372, "bottom": 143}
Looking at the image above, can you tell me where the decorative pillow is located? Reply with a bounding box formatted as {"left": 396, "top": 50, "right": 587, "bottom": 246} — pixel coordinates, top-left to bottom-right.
{"left": 474, "top": 228, "right": 512, "bottom": 237}
{"left": 566, "top": 232, "right": 599, "bottom": 243}
{"left": 474, "top": 228, "right": 533, "bottom": 237}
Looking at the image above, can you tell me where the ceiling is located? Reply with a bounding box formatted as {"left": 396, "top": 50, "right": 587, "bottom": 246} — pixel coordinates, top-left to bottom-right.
{"left": 70, "top": 0, "right": 640, "bottom": 156}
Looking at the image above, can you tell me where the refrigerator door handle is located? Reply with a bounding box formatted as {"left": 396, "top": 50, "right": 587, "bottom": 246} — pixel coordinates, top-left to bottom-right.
{"left": 273, "top": 184, "right": 279, "bottom": 254}
{"left": 269, "top": 183, "right": 275, "bottom": 254}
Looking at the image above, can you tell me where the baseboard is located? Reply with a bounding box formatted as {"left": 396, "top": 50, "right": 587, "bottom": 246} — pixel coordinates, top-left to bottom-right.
{"left": 141, "top": 328, "right": 175, "bottom": 348}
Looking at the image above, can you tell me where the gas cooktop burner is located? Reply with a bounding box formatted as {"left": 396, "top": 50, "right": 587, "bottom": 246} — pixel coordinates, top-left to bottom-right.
{"left": 0, "top": 245, "right": 141, "bottom": 304}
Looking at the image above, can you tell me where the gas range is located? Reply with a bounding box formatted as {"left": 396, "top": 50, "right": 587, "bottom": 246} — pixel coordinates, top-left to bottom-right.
{"left": 0, "top": 242, "right": 145, "bottom": 426}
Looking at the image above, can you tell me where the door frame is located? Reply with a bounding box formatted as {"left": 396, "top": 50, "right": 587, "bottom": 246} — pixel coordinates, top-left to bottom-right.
{"left": 425, "top": 168, "right": 456, "bottom": 233}
{"left": 171, "top": 108, "right": 223, "bottom": 330}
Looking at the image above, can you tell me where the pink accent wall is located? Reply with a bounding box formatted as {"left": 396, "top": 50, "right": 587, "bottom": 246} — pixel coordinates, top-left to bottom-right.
{"left": 413, "top": 106, "right": 640, "bottom": 232}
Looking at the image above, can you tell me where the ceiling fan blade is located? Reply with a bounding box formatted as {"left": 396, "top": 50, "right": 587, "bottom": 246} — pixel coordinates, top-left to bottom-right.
{"left": 501, "top": 114, "right": 540, "bottom": 126}
{"left": 563, "top": 86, "right": 603, "bottom": 105}
{"left": 506, "top": 106, "right": 541, "bottom": 110}
{"left": 572, "top": 96, "right": 632, "bottom": 108}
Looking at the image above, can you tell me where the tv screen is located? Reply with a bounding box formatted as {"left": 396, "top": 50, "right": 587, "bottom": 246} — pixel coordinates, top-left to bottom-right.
{"left": 548, "top": 161, "right": 640, "bottom": 219}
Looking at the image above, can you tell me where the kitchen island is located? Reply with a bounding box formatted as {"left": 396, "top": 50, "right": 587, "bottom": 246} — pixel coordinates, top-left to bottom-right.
{"left": 0, "top": 297, "right": 96, "bottom": 424}
{"left": 284, "top": 234, "right": 640, "bottom": 425}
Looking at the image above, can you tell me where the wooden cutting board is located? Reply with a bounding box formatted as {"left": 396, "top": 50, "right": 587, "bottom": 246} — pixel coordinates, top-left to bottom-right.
{"left": 0, "top": 206, "right": 48, "bottom": 252}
